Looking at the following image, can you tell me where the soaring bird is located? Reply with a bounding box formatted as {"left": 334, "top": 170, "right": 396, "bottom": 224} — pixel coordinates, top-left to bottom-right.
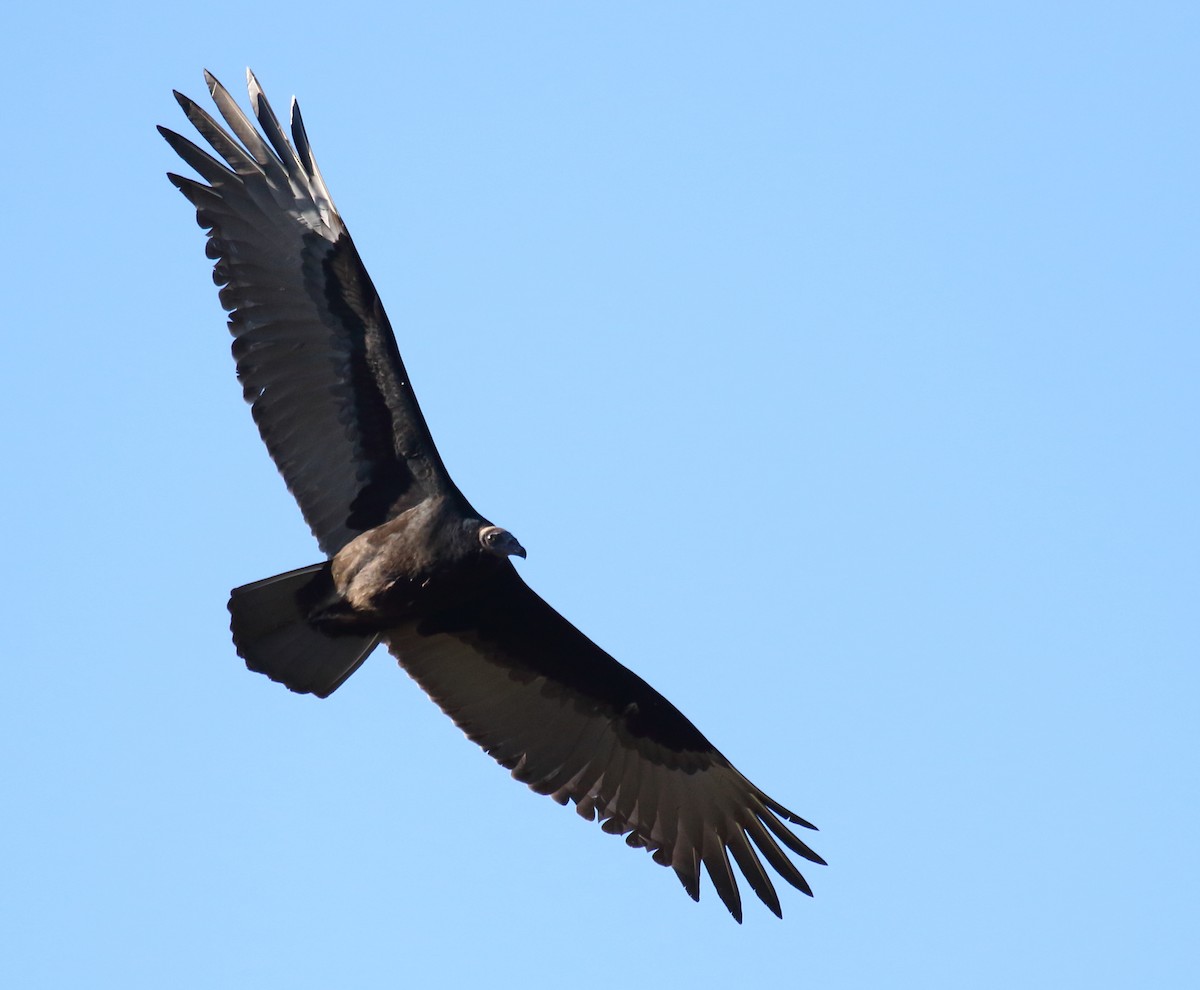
{"left": 160, "top": 69, "right": 824, "bottom": 921}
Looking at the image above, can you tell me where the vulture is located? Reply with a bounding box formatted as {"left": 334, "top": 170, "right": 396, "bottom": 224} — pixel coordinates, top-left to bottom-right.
{"left": 160, "top": 69, "right": 824, "bottom": 922}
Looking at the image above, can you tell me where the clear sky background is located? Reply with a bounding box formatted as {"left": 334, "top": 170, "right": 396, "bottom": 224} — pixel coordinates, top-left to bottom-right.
{"left": 2, "top": 3, "right": 1196, "bottom": 987}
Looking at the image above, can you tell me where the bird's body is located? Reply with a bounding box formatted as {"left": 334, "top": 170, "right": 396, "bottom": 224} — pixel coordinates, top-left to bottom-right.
{"left": 161, "top": 69, "right": 824, "bottom": 921}
{"left": 322, "top": 499, "right": 513, "bottom": 627}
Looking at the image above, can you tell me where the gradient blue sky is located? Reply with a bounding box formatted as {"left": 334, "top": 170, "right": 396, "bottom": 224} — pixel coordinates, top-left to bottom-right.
{"left": 3, "top": 3, "right": 1196, "bottom": 987}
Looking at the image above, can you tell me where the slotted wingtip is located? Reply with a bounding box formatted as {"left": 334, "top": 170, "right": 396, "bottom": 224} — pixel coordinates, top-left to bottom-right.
{"left": 723, "top": 880, "right": 746, "bottom": 923}
{"left": 156, "top": 126, "right": 199, "bottom": 167}
{"left": 246, "top": 67, "right": 263, "bottom": 103}
{"left": 678, "top": 875, "right": 701, "bottom": 903}
{"left": 764, "top": 793, "right": 821, "bottom": 831}
{"left": 245, "top": 67, "right": 284, "bottom": 119}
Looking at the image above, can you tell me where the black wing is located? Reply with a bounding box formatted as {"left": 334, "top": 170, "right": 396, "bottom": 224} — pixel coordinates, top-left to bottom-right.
{"left": 160, "top": 70, "right": 458, "bottom": 555}
{"left": 385, "top": 567, "right": 824, "bottom": 922}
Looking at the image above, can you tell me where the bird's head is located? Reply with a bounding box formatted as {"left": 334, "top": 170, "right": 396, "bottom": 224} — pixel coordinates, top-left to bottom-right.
{"left": 478, "top": 524, "right": 527, "bottom": 560}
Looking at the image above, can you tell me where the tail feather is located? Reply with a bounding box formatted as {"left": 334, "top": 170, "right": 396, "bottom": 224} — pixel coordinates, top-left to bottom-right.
{"left": 229, "top": 563, "right": 379, "bottom": 698}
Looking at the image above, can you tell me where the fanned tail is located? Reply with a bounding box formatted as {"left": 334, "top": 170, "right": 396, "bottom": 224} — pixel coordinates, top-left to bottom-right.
{"left": 229, "top": 563, "right": 379, "bottom": 698}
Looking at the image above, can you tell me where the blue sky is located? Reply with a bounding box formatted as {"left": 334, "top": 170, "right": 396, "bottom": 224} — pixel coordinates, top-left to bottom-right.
{"left": 3, "top": 2, "right": 1196, "bottom": 987}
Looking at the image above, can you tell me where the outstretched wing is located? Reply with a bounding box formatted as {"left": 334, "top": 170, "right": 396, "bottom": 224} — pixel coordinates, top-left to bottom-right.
{"left": 385, "top": 568, "right": 824, "bottom": 922}
{"left": 160, "top": 70, "right": 458, "bottom": 554}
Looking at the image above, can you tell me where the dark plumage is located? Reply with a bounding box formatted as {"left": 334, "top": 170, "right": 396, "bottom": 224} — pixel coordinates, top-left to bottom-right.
{"left": 161, "top": 69, "right": 825, "bottom": 921}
